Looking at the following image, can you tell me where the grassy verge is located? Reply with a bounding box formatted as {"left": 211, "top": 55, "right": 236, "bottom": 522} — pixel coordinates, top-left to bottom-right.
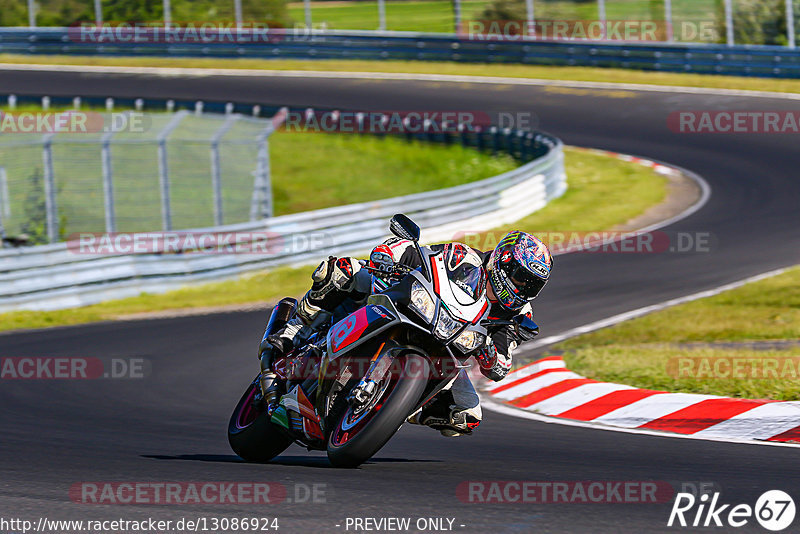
{"left": 287, "top": 0, "right": 718, "bottom": 36}
{"left": 457, "top": 146, "right": 668, "bottom": 251}
{"left": 289, "top": 0, "right": 492, "bottom": 33}
{"left": 270, "top": 132, "right": 515, "bottom": 214}
{"left": 556, "top": 267, "right": 800, "bottom": 400}
{"left": 3, "top": 54, "right": 800, "bottom": 95}
{"left": 0, "top": 146, "right": 667, "bottom": 332}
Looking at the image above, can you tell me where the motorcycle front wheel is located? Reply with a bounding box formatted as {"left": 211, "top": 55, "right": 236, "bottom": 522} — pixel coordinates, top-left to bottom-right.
{"left": 327, "top": 352, "right": 429, "bottom": 468}
{"left": 228, "top": 377, "right": 293, "bottom": 462}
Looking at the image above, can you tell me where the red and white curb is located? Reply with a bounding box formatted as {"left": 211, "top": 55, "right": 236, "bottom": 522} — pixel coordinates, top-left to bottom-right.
{"left": 569, "top": 146, "right": 681, "bottom": 178}
{"left": 484, "top": 356, "right": 800, "bottom": 445}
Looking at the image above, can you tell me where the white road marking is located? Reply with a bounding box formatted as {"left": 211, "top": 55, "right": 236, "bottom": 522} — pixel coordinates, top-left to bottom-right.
{"left": 519, "top": 266, "right": 791, "bottom": 354}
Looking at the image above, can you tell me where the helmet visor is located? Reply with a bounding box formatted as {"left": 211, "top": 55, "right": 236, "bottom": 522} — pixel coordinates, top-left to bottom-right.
{"left": 507, "top": 263, "right": 548, "bottom": 300}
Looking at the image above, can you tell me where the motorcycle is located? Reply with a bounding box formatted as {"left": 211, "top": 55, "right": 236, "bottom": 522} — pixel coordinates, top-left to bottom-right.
{"left": 227, "top": 214, "right": 538, "bottom": 467}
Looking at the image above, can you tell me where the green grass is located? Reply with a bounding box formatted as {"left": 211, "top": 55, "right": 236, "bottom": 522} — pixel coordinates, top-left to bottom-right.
{"left": 287, "top": 0, "right": 719, "bottom": 39}
{"left": 0, "top": 146, "right": 667, "bottom": 332}
{"left": 4, "top": 54, "right": 800, "bottom": 95}
{"left": 455, "top": 145, "right": 667, "bottom": 251}
{"left": 269, "top": 131, "right": 516, "bottom": 214}
{"left": 557, "top": 267, "right": 800, "bottom": 400}
{"left": 290, "top": 0, "right": 491, "bottom": 33}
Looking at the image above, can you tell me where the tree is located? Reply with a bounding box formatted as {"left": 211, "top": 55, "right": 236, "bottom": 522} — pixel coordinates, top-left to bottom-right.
{"left": 717, "top": 0, "right": 799, "bottom": 45}
{"left": 0, "top": 0, "right": 28, "bottom": 26}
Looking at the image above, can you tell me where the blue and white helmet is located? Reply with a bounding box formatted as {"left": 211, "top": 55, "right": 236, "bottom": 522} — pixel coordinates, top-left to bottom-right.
{"left": 486, "top": 231, "right": 553, "bottom": 310}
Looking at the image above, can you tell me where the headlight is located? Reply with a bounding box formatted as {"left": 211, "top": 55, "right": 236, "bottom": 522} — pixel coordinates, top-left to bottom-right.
{"left": 434, "top": 307, "right": 463, "bottom": 340}
{"left": 409, "top": 280, "right": 435, "bottom": 323}
{"left": 454, "top": 329, "right": 486, "bottom": 353}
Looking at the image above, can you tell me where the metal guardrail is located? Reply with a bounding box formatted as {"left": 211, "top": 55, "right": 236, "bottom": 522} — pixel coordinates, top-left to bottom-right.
{"left": 2, "top": 27, "right": 800, "bottom": 78}
{"left": 0, "top": 104, "right": 566, "bottom": 312}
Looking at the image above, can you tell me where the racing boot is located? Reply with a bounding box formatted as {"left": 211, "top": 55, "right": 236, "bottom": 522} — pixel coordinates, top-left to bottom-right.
{"left": 407, "top": 391, "right": 481, "bottom": 437}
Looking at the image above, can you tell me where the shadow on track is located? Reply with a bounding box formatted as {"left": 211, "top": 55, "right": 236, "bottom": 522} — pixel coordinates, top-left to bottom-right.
{"left": 141, "top": 454, "right": 440, "bottom": 468}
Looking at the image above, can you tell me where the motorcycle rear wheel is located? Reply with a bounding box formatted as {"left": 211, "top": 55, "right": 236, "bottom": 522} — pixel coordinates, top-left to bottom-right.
{"left": 327, "top": 353, "right": 429, "bottom": 468}
{"left": 228, "top": 377, "right": 293, "bottom": 462}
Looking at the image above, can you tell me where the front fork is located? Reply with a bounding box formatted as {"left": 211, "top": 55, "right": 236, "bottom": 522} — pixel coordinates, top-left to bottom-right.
{"left": 259, "top": 358, "right": 282, "bottom": 414}
{"left": 346, "top": 341, "right": 396, "bottom": 410}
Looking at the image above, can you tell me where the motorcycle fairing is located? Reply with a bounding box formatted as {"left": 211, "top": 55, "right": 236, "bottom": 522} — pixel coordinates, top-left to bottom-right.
{"left": 326, "top": 304, "right": 399, "bottom": 360}
{"left": 272, "top": 384, "right": 324, "bottom": 442}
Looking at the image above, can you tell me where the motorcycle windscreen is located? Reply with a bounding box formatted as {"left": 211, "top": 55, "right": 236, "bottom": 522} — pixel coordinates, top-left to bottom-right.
{"left": 444, "top": 244, "right": 487, "bottom": 306}
{"left": 327, "top": 304, "right": 398, "bottom": 356}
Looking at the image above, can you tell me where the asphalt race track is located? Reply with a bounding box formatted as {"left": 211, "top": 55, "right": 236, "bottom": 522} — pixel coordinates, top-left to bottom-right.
{"left": 1, "top": 67, "right": 799, "bottom": 533}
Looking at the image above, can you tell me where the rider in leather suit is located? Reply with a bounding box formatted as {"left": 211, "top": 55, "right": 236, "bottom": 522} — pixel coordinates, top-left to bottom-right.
{"left": 259, "top": 230, "right": 553, "bottom": 436}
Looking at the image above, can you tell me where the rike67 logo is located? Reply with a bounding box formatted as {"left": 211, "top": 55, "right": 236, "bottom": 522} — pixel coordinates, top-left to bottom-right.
{"left": 668, "top": 490, "right": 795, "bottom": 531}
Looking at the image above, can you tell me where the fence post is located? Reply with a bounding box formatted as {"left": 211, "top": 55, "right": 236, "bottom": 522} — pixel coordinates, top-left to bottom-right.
{"left": 378, "top": 0, "right": 386, "bottom": 31}
{"left": 0, "top": 167, "right": 6, "bottom": 243}
{"left": 0, "top": 167, "right": 9, "bottom": 221}
{"left": 94, "top": 0, "right": 102, "bottom": 25}
{"left": 251, "top": 132, "right": 273, "bottom": 221}
{"left": 164, "top": 0, "right": 172, "bottom": 24}
{"left": 27, "top": 0, "right": 36, "bottom": 27}
{"left": 250, "top": 109, "right": 287, "bottom": 221}
{"left": 234, "top": 0, "right": 243, "bottom": 27}
{"left": 304, "top": 0, "right": 312, "bottom": 29}
{"left": 664, "top": 0, "right": 673, "bottom": 41}
{"left": 42, "top": 134, "right": 58, "bottom": 243}
{"left": 100, "top": 113, "right": 124, "bottom": 234}
{"left": 787, "top": 0, "right": 796, "bottom": 48}
{"left": 525, "top": 0, "right": 535, "bottom": 37}
{"left": 724, "top": 0, "right": 734, "bottom": 46}
{"left": 598, "top": 0, "right": 606, "bottom": 30}
{"left": 454, "top": 0, "right": 461, "bottom": 34}
{"left": 210, "top": 115, "right": 239, "bottom": 226}
{"left": 156, "top": 110, "right": 189, "bottom": 231}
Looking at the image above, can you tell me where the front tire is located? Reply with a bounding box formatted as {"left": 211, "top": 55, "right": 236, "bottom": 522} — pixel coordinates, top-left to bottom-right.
{"left": 228, "top": 378, "right": 293, "bottom": 462}
{"left": 327, "top": 353, "right": 429, "bottom": 468}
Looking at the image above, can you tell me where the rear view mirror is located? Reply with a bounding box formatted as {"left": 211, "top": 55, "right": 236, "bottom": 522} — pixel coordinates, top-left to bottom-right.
{"left": 513, "top": 315, "right": 540, "bottom": 342}
{"left": 389, "top": 214, "right": 421, "bottom": 242}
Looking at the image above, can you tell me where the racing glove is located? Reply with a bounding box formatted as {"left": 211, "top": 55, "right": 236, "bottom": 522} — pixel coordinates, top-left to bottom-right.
{"left": 308, "top": 256, "right": 361, "bottom": 306}
{"left": 476, "top": 339, "right": 512, "bottom": 382}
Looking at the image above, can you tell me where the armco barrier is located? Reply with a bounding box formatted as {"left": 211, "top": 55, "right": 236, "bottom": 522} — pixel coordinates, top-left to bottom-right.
{"left": 2, "top": 27, "right": 800, "bottom": 78}
{"left": 0, "top": 109, "right": 565, "bottom": 312}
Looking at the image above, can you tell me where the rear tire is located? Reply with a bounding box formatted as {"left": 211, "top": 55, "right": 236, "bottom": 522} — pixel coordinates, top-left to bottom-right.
{"left": 327, "top": 353, "right": 429, "bottom": 468}
{"left": 228, "top": 378, "right": 293, "bottom": 462}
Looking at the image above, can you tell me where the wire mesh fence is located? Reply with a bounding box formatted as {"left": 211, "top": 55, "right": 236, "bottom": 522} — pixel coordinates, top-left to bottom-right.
{"left": 0, "top": 109, "right": 277, "bottom": 244}
{"left": 3, "top": 0, "right": 799, "bottom": 47}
